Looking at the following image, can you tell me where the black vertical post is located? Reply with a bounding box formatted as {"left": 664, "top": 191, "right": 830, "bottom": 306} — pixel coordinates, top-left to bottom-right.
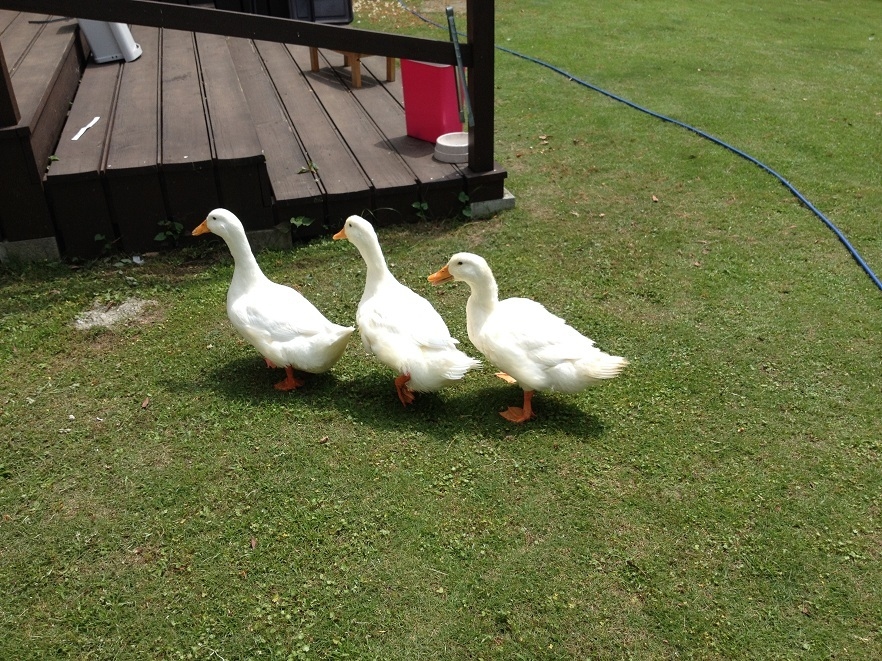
{"left": 0, "top": 42, "right": 21, "bottom": 127}
{"left": 467, "top": 0, "right": 494, "bottom": 172}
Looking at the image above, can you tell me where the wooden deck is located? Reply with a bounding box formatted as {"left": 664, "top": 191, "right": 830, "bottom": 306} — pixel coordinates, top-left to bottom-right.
{"left": 0, "top": 9, "right": 508, "bottom": 260}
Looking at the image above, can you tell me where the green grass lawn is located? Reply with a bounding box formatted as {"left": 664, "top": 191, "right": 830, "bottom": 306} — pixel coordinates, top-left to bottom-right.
{"left": 2, "top": 0, "right": 880, "bottom": 658}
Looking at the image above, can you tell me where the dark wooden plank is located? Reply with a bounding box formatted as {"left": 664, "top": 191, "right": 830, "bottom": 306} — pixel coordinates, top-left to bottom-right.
{"left": 214, "top": 1, "right": 245, "bottom": 11}
{"left": 256, "top": 39, "right": 371, "bottom": 228}
{"left": 226, "top": 35, "right": 324, "bottom": 237}
{"left": 288, "top": 44, "right": 418, "bottom": 226}
{"left": 7, "top": 16, "right": 76, "bottom": 124}
{"left": 29, "top": 23, "right": 83, "bottom": 177}
{"left": 0, "top": 12, "right": 45, "bottom": 69}
{"left": 106, "top": 24, "right": 159, "bottom": 174}
{"left": 197, "top": 32, "right": 261, "bottom": 167}
{"left": 0, "top": 10, "right": 19, "bottom": 34}
{"left": 160, "top": 28, "right": 218, "bottom": 231}
{"left": 196, "top": 31, "right": 273, "bottom": 229}
{"left": 105, "top": 24, "right": 167, "bottom": 253}
{"left": 375, "top": 56, "right": 403, "bottom": 105}
{"left": 356, "top": 56, "right": 467, "bottom": 220}
{"left": 0, "top": 41, "right": 20, "bottom": 127}
{"left": 46, "top": 61, "right": 120, "bottom": 259}
{"left": 0, "top": 145, "right": 53, "bottom": 241}
{"left": 161, "top": 29, "right": 212, "bottom": 165}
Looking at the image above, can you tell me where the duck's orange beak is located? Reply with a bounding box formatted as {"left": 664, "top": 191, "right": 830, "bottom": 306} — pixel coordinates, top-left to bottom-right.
{"left": 332, "top": 227, "right": 347, "bottom": 240}
{"left": 428, "top": 264, "right": 453, "bottom": 285}
{"left": 192, "top": 219, "right": 211, "bottom": 236}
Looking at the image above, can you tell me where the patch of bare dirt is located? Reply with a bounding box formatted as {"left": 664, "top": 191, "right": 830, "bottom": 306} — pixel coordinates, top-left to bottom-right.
{"left": 73, "top": 298, "right": 160, "bottom": 330}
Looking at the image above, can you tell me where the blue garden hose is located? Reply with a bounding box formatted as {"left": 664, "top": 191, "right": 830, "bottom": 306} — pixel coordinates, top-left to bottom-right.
{"left": 395, "top": 2, "right": 882, "bottom": 293}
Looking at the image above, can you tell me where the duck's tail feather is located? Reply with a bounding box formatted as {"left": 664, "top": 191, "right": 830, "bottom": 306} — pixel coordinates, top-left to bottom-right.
{"left": 442, "top": 353, "right": 482, "bottom": 381}
{"left": 590, "top": 354, "right": 629, "bottom": 380}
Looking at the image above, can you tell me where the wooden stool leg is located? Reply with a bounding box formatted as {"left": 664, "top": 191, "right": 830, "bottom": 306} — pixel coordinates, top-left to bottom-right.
{"left": 339, "top": 52, "right": 361, "bottom": 88}
{"left": 310, "top": 47, "right": 319, "bottom": 72}
{"left": 386, "top": 57, "right": 396, "bottom": 82}
{"left": 350, "top": 56, "right": 362, "bottom": 88}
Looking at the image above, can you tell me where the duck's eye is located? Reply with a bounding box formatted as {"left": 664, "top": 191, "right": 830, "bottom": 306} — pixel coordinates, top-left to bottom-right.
{"left": 456, "top": 261, "right": 463, "bottom": 265}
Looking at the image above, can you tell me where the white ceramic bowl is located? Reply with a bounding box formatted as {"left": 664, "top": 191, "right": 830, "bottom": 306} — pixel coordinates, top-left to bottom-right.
{"left": 434, "top": 132, "right": 469, "bottom": 163}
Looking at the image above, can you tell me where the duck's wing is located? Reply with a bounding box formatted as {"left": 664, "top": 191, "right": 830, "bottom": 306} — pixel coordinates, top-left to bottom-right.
{"left": 484, "top": 298, "right": 593, "bottom": 364}
{"left": 359, "top": 283, "right": 456, "bottom": 350}
{"left": 230, "top": 282, "right": 342, "bottom": 344}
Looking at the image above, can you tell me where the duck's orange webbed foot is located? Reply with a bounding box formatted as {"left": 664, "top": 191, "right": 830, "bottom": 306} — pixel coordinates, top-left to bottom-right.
{"left": 394, "top": 373, "right": 416, "bottom": 406}
{"left": 274, "top": 366, "right": 305, "bottom": 391}
{"left": 500, "top": 407, "right": 534, "bottom": 423}
{"left": 499, "top": 390, "right": 535, "bottom": 424}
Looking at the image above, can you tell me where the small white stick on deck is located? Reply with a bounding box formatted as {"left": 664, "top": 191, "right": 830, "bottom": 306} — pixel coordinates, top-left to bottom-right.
{"left": 72, "top": 117, "right": 100, "bottom": 141}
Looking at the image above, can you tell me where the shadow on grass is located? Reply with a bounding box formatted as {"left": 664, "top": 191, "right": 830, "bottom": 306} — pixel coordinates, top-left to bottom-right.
{"left": 169, "top": 356, "right": 607, "bottom": 443}
{"left": 336, "top": 372, "right": 607, "bottom": 441}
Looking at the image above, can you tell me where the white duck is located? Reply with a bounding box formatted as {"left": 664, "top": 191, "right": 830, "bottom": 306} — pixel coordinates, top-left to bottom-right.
{"left": 192, "top": 208, "right": 354, "bottom": 390}
{"left": 333, "top": 215, "right": 480, "bottom": 406}
{"left": 429, "top": 252, "right": 628, "bottom": 423}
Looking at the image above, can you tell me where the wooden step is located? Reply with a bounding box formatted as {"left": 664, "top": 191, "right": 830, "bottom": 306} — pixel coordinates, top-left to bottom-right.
{"left": 0, "top": 12, "right": 84, "bottom": 245}
{"left": 228, "top": 36, "right": 325, "bottom": 237}
{"left": 46, "top": 25, "right": 273, "bottom": 257}
{"left": 45, "top": 60, "right": 120, "bottom": 259}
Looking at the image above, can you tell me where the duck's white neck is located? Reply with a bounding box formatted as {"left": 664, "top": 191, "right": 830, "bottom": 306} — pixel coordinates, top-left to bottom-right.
{"left": 465, "top": 271, "right": 499, "bottom": 340}
{"left": 224, "top": 230, "right": 267, "bottom": 288}
{"left": 354, "top": 233, "right": 394, "bottom": 295}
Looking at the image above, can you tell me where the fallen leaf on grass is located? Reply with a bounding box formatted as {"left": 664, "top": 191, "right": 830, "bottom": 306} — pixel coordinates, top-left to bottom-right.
{"left": 141, "top": 397, "right": 150, "bottom": 409}
{"left": 652, "top": 195, "right": 659, "bottom": 202}
{"left": 250, "top": 537, "right": 258, "bottom": 550}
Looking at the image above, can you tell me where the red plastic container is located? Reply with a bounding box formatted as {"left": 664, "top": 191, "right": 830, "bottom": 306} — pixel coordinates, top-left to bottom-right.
{"left": 401, "top": 59, "right": 462, "bottom": 143}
